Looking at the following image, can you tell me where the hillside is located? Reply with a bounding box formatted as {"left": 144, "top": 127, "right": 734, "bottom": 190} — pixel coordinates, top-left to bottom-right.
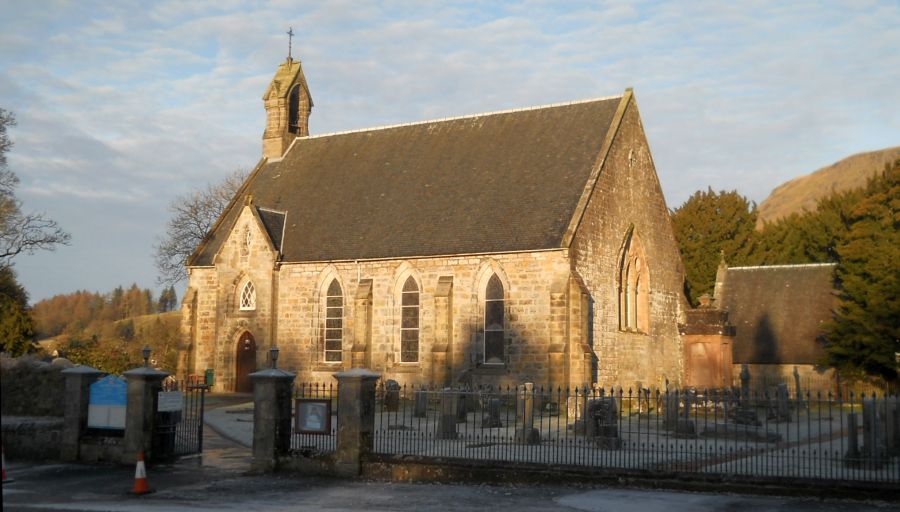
{"left": 757, "top": 146, "right": 900, "bottom": 227}
{"left": 37, "top": 311, "right": 181, "bottom": 374}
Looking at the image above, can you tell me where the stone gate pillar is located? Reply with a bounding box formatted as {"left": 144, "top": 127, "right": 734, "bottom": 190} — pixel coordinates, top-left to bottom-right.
{"left": 333, "top": 368, "right": 380, "bottom": 477}
{"left": 60, "top": 365, "right": 102, "bottom": 462}
{"left": 122, "top": 363, "right": 169, "bottom": 464}
{"left": 250, "top": 351, "right": 296, "bottom": 473}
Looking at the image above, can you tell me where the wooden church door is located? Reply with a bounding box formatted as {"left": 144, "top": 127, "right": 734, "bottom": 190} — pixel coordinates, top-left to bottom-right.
{"left": 235, "top": 332, "right": 256, "bottom": 393}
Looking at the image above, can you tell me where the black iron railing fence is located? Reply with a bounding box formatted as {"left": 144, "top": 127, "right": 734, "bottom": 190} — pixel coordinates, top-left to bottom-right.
{"left": 291, "top": 382, "right": 338, "bottom": 454}
{"left": 370, "top": 384, "right": 899, "bottom": 484}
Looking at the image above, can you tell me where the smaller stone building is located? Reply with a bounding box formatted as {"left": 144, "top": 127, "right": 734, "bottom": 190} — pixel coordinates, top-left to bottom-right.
{"left": 714, "top": 262, "right": 837, "bottom": 391}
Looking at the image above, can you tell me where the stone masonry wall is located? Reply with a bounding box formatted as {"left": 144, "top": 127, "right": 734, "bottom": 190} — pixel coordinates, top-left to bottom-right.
{"left": 187, "top": 244, "right": 576, "bottom": 390}
{"left": 570, "top": 94, "right": 687, "bottom": 389}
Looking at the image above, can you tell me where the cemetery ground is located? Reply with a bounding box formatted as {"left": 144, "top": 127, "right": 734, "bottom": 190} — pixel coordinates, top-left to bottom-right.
{"left": 3, "top": 395, "right": 899, "bottom": 512}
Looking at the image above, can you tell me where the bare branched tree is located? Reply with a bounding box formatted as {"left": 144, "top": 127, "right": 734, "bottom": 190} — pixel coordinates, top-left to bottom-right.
{"left": 154, "top": 168, "right": 248, "bottom": 286}
{"left": 0, "top": 109, "right": 71, "bottom": 267}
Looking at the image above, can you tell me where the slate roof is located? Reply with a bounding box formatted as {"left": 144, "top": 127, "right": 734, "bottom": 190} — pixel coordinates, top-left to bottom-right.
{"left": 191, "top": 96, "right": 624, "bottom": 265}
{"left": 717, "top": 264, "right": 836, "bottom": 365}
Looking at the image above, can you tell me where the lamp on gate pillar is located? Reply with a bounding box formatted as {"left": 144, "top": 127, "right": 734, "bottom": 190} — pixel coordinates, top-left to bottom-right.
{"left": 270, "top": 346, "right": 279, "bottom": 369}
{"left": 142, "top": 345, "right": 152, "bottom": 368}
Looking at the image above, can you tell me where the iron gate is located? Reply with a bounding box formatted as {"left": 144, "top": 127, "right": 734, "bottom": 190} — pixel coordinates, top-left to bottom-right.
{"left": 154, "top": 378, "right": 208, "bottom": 460}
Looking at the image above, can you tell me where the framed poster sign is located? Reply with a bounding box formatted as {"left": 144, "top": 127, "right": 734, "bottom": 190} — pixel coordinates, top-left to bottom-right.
{"left": 295, "top": 398, "right": 331, "bottom": 435}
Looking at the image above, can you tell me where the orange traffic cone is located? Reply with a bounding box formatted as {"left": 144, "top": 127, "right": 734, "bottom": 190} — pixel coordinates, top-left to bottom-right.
{"left": 2, "top": 444, "right": 12, "bottom": 484}
{"left": 131, "top": 451, "right": 151, "bottom": 494}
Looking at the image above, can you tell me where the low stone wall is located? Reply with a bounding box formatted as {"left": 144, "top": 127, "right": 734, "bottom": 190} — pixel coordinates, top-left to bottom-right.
{"left": 1, "top": 416, "right": 64, "bottom": 460}
{"left": 359, "top": 455, "right": 898, "bottom": 499}
{"left": 78, "top": 435, "right": 125, "bottom": 463}
{"left": 0, "top": 355, "right": 73, "bottom": 416}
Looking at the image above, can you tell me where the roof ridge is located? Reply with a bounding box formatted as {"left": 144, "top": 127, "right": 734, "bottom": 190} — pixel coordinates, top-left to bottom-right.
{"left": 297, "top": 95, "right": 623, "bottom": 141}
{"left": 729, "top": 263, "right": 837, "bottom": 270}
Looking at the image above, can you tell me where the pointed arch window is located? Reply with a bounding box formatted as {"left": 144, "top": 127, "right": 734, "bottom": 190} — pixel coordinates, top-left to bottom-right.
{"left": 618, "top": 233, "right": 650, "bottom": 333}
{"left": 400, "top": 276, "right": 420, "bottom": 363}
{"left": 483, "top": 274, "right": 505, "bottom": 365}
{"left": 239, "top": 281, "right": 256, "bottom": 311}
{"left": 324, "top": 279, "right": 343, "bottom": 363}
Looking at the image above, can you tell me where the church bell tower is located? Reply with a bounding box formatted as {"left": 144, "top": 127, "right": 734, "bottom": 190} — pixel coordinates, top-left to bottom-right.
{"left": 262, "top": 40, "right": 313, "bottom": 160}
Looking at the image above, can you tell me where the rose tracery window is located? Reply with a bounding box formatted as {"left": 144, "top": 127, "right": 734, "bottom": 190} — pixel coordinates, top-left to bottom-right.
{"left": 239, "top": 281, "right": 256, "bottom": 311}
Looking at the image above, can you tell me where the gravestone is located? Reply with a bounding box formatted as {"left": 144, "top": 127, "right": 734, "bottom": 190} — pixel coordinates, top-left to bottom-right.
{"left": 845, "top": 411, "right": 861, "bottom": 465}
{"left": 437, "top": 389, "right": 458, "bottom": 440}
{"left": 384, "top": 379, "right": 400, "bottom": 412}
{"left": 456, "top": 392, "right": 469, "bottom": 423}
{"left": 675, "top": 390, "right": 697, "bottom": 438}
{"left": 740, "top": 364, "right": 751, "bottom": 407}
{"left": 792, "top": 366, "right": 805, "bottom": 410}
{"left": 732, "top": 365, "right": 760, "bottom": 426}
{"left": 775, "top": 383, "right": 791, "bottom": 422}
{"left": 413, "top": 389, "right": 428, "bottom": 418}
{"left": 663, "top": 391, "right": 679, "bottom": 430}
{"left": 862, "top": 398, "right": 885, "bottom": 461}
{"left": 481, "top": 398, "right": 503, "bottom": 428}
{"left": 882, "top": 397, "right": 900, "bottom": 456}
{"left": 586, "top": 397, "right": 621, "bottom": 449}
{"left": 514, "top": 383, "right": 540, "bottom": 445}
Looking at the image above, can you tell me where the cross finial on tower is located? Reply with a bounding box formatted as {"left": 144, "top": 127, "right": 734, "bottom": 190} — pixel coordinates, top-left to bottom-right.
{"left": 287, "top": 27, "right": 294, "bottom": 60}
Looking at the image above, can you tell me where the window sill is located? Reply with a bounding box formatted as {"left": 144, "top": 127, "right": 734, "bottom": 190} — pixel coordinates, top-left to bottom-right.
{"left": 313, "top": 362, "right": 343, "bottom": 372}
{"left": 389, "top": 363, "right": 421, "bottom": 373}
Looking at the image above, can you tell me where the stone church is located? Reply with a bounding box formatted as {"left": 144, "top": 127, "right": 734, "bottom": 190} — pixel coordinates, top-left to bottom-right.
{"left": 179, "top": 56, "right": 691, "bottom": 393}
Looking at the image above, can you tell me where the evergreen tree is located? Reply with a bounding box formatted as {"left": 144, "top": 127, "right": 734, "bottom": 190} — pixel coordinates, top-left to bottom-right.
{"left": 0, "top": 266, "right": 33, "bottom": 355}
{"left": 823, "top": 160, "right": 900, "bottom": 384}
{"left": 671, "top": 189, "right": 758, "bottom": 305}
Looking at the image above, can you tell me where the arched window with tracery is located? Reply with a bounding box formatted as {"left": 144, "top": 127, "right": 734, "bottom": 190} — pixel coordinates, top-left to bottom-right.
{"left": 324, "top": 279, "right": 343, "bottom": 362}
{"left": 239, "top": 281, "right": 256, "bottom": 311}
{"left": 400, "top": 276, "right": 420, "bottom": 363}
{"left": 618, "top": 233, "right": 650, "bottom": 333}
{"left": 483, "top": 274, "right": 505, "bottom": 364}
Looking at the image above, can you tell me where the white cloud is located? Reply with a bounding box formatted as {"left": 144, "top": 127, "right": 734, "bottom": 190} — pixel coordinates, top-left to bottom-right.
{"left": 1, "top": 0, "right": 898, "bottom": 302}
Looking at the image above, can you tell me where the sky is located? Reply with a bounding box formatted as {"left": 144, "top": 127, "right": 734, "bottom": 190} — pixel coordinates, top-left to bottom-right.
{"left": 1, "top": 0, "right": 898, "bottom": 304}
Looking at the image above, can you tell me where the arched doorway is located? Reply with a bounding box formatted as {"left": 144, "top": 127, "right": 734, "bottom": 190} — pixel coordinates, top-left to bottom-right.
{"left": 235, "top": 331, "right": 256, "bottom": 393}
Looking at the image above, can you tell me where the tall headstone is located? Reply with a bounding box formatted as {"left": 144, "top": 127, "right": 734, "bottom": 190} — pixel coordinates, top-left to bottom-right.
{"left": 514, "top": 383, "right": 540, "bottom": 445}
{"left": 792, "top": 366, "right": 805, "bottom": 410}
{"left": 664, "top": 390, "right": 679, "bottom": 431}
{"left": 437, "top": 389, "right": 458, "bottom": 440}
{"left": 882, "top": 397, "right": 900, "bottom": 456}
{"left": 775, "top": 383, "right": 791, "bottom": 422}
{"left": 481, "top": 398, "right": 503, "bottom": 428}
{"left": 413, "top": 389, "right": 428, "bottom": 418}
{"left": 862, "top": 398, "right": 884, "bottom": 461}
{"left": 740, "top": 364, "right": 751, "bottom": 407}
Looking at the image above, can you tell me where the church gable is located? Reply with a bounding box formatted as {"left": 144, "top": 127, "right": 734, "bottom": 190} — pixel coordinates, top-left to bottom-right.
{"left": 213, "top": 204, "right": 281, "bottom": 269}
